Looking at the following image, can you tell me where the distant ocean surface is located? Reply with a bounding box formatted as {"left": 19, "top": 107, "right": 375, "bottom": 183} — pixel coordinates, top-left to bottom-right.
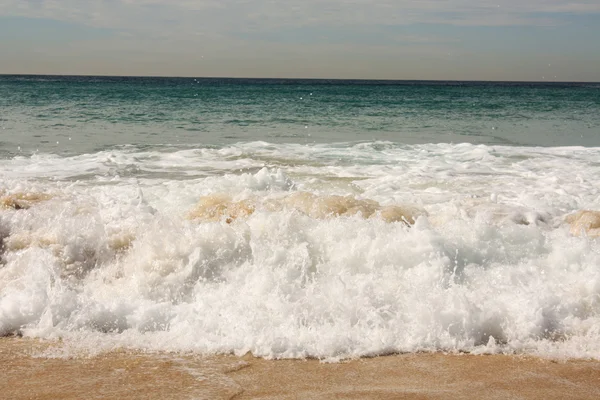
{"left": 1, "top": 75, "right": 600, "bottom": 360}
{"left": 2, "top": 76, "right": 600, "bottom": 154}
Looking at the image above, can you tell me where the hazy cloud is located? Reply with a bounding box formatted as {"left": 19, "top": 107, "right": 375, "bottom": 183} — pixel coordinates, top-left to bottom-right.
{"left": 1, "top": 1, "right": 599, "bottom": 79}
{"left": 1, "top": 1, "right": 600, "bottom": 35}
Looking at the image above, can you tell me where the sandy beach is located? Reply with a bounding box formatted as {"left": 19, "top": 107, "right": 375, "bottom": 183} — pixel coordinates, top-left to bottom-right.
{"left": 2, "top": 337, "right": 600, "bottom": 400}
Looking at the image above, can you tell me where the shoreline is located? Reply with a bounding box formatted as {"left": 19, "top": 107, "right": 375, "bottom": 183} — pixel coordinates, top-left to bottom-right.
{"left": 2, "top": 338, "right": 600, "bottom": 399}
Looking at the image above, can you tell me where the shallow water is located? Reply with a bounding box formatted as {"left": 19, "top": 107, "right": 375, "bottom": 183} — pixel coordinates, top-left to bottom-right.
{"left": 1, "top": 77, "right": 600, "bottom": 360}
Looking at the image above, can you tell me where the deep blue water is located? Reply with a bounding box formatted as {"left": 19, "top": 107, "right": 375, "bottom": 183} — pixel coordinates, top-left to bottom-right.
{"left": 1, "top": 75, "right": 599, "bottom": 156}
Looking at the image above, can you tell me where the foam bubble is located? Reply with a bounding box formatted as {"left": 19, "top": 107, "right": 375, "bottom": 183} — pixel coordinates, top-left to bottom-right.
{"left": 1, "top": 143, "right": 600, "bottom": 360}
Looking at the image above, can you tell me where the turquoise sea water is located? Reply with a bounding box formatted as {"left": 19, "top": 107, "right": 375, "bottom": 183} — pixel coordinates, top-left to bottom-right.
{"left": 1, "top": 76, "right": 599, "bottom": 156}
{"left": 1, "top": 75, "right": 600, "bottom": 360}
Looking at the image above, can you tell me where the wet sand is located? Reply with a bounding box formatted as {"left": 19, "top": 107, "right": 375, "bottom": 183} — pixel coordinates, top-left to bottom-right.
{"left": 2, "top": 337, "right": 600, "bottom": 399}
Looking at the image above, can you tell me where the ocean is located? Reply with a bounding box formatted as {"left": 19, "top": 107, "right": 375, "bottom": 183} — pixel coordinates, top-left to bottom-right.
{"left": 1, "top": 75, "right": 600, "bottom": 360}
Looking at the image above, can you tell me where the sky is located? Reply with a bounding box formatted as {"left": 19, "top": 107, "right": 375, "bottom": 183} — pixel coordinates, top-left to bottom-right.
{"left": 0, "top": 1, "right": 599, "bottom": 81}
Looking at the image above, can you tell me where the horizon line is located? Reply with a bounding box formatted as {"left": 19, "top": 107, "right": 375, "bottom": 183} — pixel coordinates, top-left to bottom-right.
{"left": 1, "top": 73, "right": 598, "bottom": 85}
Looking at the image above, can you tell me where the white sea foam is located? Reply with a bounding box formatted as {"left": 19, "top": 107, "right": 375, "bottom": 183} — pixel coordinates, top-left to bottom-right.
{"left": 1, "top": 142, "right": 600, "bottom": 360}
